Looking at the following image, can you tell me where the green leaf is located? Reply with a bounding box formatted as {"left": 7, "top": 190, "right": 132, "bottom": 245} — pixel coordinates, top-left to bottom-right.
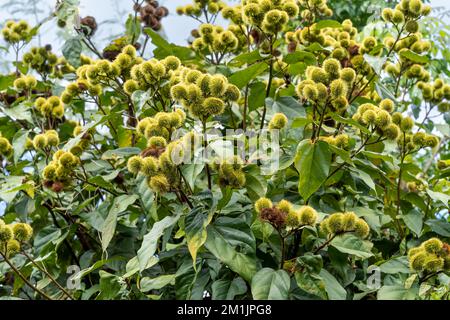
{"left": 400, "top": 50, "right": 429, "bottom": 64}
{"left": 375, "top": 82, "right": 397, "bottom": 102}
{"left": 363, "top": 54, "right": 387, "bottom": 74}
{"left": 402, "top": 209, "right": 423, "bottom": 236}
{"left": 1, "top": 104, "right": 33, "bottom": 123}
{"left": 425, "top": 219, "right": 450, "bottom": 237}
{"left": 62, "top": 37, "right": 82, "bottom": 67}
{"left": 229, "top": 62, "right": 268, "bottom": 89}
{"left": 185, "top": 206, "right": 213, "bottom": 266}
{"left": 330, "top": 234, "right": 373, "bottom": 259}
{"left": 125, "top": 14, "right": 141, "bottom": 40}
{"left": 181, "top": 163, "right": 205, "bottom": 191}
{"left": 251, "top": 268, "right": 290, "bottom": 300}
{"left": 379, "top": 256, "right": 410, "bottom": 274}
{"left": 137, "top": 212, "right": 182, "bottom": 272}
{"left": 283, "top": 51, "right": 316, "bottom": 65}
{"left": 205, "top": 215, "right": 257, "bottom": 282}
{"left": 267, "top": 96, "right": 307, "bottom": 121}
{"left": 144, "top": 29, "right": 193, "bottom": 61}
{"left": 315, "top": 20, "right": 342, "bottom": 29}
{"left": 229, "top": 50, "right": 262, "bottom": 67}
{"left": 426, "top": 189, "right": 450, "bottom": 207}
{"left": 244, "top": 165, "right": 268, "bottom": 202}
{"left": 0, "top": 74, "right": 15, "bottom": 90}
{"left": 12, "top": 129, "right": 29, "bottom": 164}
{"left": 319, "top": 269, "right": 347, "bottom": 300}
{"left": 140, "top": 274, "right": 176, "bottom": 292}
{"left": 211, "top": 277, "right": 247, "bottom": 300}
{"left": 294, "top": 140, "right": 331, "bottom": 200}
{"left": 0, "top": 176, "right": 25, "bottom": 203}
{"left": 377, "top": 285, "right": 409, "bottom": 300}
{"left": 101, "top": 195, "right": 138, "bottom": 251}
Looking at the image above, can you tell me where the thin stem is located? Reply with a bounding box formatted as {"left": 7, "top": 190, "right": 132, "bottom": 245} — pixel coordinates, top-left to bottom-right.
{"left": 202, "top": 120, "right": 212, "bottom": 190}
{"left": 0, "top": 251, "right": 52, "bottom": 300}
{"left": 21, "top": 250, "right": 74, "bottom": 300}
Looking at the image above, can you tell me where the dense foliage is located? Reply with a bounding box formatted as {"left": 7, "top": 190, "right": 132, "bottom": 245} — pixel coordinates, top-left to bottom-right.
{"left": 0, "top": 0, "right": 449, "bottom": 300}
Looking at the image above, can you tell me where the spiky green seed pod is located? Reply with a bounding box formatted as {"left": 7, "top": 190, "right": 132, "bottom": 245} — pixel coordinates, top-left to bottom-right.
{"left": 148, "top": 136, "right": 167, "bottom": 148}
{"left": 327, "top": 213, "right": 344, "bottom": 234}
{"left": 286, "top": 210, "right": 301, "bottom": 228}
{"left": 59, "top": 152, "right": 76, "bottom": 168}
{"left": 0, "top": 225, "right": 13, "bottom": 242}
{"left": 408, "top": 247, "right": 423, "bottom": 259}
{"left": 409, "top": 251, "right": 427, "bottom": 271}
{"left": 0, "top": 137, "right": 12, "bottom": 154}
{"left": 141, "top": 156, "right": 159, "bottom": 177}
{"left": 12, "top": 223, "right": 33, "bottom": 242}
{"left": 405, "top": 20, "right": 419, "bottom": 33}
{"left": 163, "top": 56, "right": 181, "bottom": 71}
{"left": 209, "top": 75, "right": 227, "bottom": 97}
{"left": 380, "top": 99, "right": 394, "bottom": 113}
{"left": 335, "top": 134, "right": 349, "bottom": 148}
{"left": 127, "top": 156, "right": 143, "bottom": 174}
{"left": 412, "top": 132, "right": 426, "bottom": 146}
{"left": 400, "top": 117, "right": 414, "bottom": 132}
{"left": 33, "top": 134, "right": 48, "bottom": 150}
{"left": 423, "top": 256, "right": 444, "bottom": 273}
{"left": 306, "top": 66, "right": 328, "bottom": 84}
{"left": 375, "top": 110, "right": 391, "bottom": 129}
{"left": 323, "top": 58, "right": 341, "bottom": 80}
{"left": 391, "top": 112, "right": 403, "bottom": 125}
{"left": 45, "top": 131, "right": 60, "bottom": 147}
{"left": 382, "top": 8, "right": 393, "bottom": 21}
{"left": 424, "top": 135, "right": 439, "bottom": 148}
{"left": 203, "top": 97, "right": 225, "bottom": 117}
{"left": 298, "top": 206, "right": 318, "bottom": 226}
{"left": 392, "top": 10, "right": 405, "bottom": 24}
{"left": 124, "top": 80, "right": 139, "bottom": 95}
{"left": 330, "top": 79, "right": 347, "bottom": 99}
{"left": 223, "top": 85, "right": 241, "bottom": 102}
{"left": 354, "top": 218, "right": 370, "bottom": 238}
{"left": 13, "top": 78, "right": 26, "bottom": 90}
{"left": 276, "top": 200, "right": 292, "bottom": 214}
{"left": 409, "top": 0, "right": 423, "bottom": 15}
{"left": 422, "top": 238, "right": 443, "bottom": 254}
{"left": 340, "top": 68, "right": 356, "bottom": 84}
{"left": 362, "top": 110, "right": 377, "bottom": 126}
{"left": 6, "top": 239, "right": 20, "bottom": 256}
{"left": 149, "top": 174, "right": 170, "bottom": 194}
{"left": 255, "top": 197, "right": 273, "bottom": 213}
{"left": 384, "top": 124, "right": 401, "bottom": 140}
{"left": 303, "top": 84, "right": 318, "bottom": 101}
{"left": 342, "top": 211, "right": 357, "bottom": 231}
{"left": 268, "top": 113, "right": 288, "bottom": 130}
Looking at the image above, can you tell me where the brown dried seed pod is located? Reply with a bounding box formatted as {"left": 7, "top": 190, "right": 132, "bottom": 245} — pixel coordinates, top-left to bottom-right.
{"left": 80, "top": 16, "right": 98, "bottom": 37}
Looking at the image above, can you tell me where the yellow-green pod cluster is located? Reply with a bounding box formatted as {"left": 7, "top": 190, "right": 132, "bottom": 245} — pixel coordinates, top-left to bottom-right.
{"left": 68, "top": 125, "right": 92, "bottom": 156}
{"left": 408, "top": 238, "right": 450, "bottom": 273}
{"left": 319, "top": 133, "right": 349, "bottom": 149}
{"left": 390, "top": 112, "right": 439, "bottom": 150}
{"left": 0, "top": 218, "right": 33, "bottom": 257}
{"left": 296, "top": 58, "right": 357, "bottom": 112}
{"left": 221, "top": 4, "right": 244, "bottom": 25}
{"left": 22, "top": 46, "right": 64, "bottom": 76}
{"left": 42, "top": 150, "right": 80, "bottom": 184}
{"left": 32, "top": 130, "right": 60, "bottom": 150}
{"left": 176, "top": 0, "right": 227, "bottom": 17}
{"left": 297, "top": 0, "right": 333, "bottom": 22}
{"left": 0, "top": 136, "right": 13, "bottom": 158}
{"left": 52, "top": 56, "right": 76, "bottom": 79}
{"left": 240, "top": 0, "right": 298, "bottom": 34}
{"left": 417, "top": 79, "right": 450, "bottom": 107}
{"left": 254, "top": 197, "right": 287, "bottom": 229}
{"left": 127, "top": 138, "right": 187, "bottom": 194}
{"left": 286, "top": 204, "right": 318, "bottom": 228}
{"left": 136, "top": 109, "right": 186, "bottom": 141}
{"left": 382, "top": 0, "right": 431, "bottom": 27}
{"left": 13, "top": 74, "right": 37, "bottom": 91}
{"left": 437, "top": 159, "right": 450, "bottom": 170}
{"left": 34, "top": 96, "right": 64, "bottom": 119}
{"left": 1, "top": 20, "right": 32, "bottom": 44}
{"left": 352, "top": 103, "right": 401, "bottom": 140}
{"left": 191, "top": 24, "right": 243, "bottom": 55}
{"left": 123, "top": 54, "right": 181, "bottom": 98}
{"left": 320, "top": 212, "right": 370, "bottom": 238}
{"left": 170, "top": 67, "right": 240, "bottom": 119}
{"left": 212, "top": 155, "right": 246, "bottom": 189}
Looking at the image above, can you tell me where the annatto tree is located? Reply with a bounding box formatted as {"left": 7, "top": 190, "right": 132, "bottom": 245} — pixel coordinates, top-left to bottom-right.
{"left": 0, "top": 0, "right": 449, "bottom": 300}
